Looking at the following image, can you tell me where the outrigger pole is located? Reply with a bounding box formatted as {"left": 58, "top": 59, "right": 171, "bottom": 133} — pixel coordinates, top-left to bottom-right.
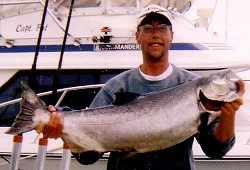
{"left": 28, "top": 0, "right": 50, "bottom": 91}
{"left": 52, "top": 0, "right": 75, "bottom": 104}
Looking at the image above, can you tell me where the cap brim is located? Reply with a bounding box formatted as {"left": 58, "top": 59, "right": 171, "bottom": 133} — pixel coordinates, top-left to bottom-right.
{"left": 137, "top": 5, "right": 172, "bottom": 27}
{"left": 137, "top": 12, "right": 172, "bottom": 28}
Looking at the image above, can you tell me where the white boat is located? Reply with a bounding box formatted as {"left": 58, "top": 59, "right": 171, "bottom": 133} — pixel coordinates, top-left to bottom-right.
{"left": 0, "top": 0, "right": 250, "bottom": 169}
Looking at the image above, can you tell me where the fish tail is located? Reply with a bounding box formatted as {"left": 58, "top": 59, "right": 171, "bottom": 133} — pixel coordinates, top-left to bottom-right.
{"left": 5, "top": 81, "right": 49, "bottom": 135}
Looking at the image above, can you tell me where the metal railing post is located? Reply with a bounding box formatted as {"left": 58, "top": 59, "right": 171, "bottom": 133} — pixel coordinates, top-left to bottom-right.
{"left": 60, "top": 143, "right": 71, "bottom": 170}
{"left": 9, "top": 135, "right": 23, "bottom": 170}
{"left": 35, "top": 138, "right": 48, "bottom": 170}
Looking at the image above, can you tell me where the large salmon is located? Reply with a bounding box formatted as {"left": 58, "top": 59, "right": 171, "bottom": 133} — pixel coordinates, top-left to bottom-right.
{"left": 5, "top": 69, "right": 239, "bottom": 155}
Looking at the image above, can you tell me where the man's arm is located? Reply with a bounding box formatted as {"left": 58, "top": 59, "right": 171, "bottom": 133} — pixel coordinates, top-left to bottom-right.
{"left": 213, "top": 79, "right": 244, "bottom": 143}
{"left": 197, "top": 79, "right": 245, "bottom": 158}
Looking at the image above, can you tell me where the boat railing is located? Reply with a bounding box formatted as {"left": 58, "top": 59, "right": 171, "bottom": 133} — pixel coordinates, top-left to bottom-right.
{"left": 0, "top": 84, "right": 104, "bottom": 108}
{"left": 0, "top": 84, "right": 104, "bottom": 170}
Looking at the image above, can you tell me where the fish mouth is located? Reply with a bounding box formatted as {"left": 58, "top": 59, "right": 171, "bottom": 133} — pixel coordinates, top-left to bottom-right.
{"left": 199, "top": 91, "right": 224, "bottom": 111}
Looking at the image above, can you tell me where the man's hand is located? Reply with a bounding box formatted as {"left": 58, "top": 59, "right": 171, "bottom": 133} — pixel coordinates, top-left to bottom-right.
{"left": 36, "top": 105, "right": 64, "bottom": 139}
{"left": 221, "top": 79, "right": 244, "bottom": 115}
{"left": 213, "top": 79, "right": 245, "bottom": 142}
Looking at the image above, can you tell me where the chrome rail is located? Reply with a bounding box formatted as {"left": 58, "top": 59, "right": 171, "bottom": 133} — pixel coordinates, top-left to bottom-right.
{"left": 0, "top": 83, "right": 104, "bottom": 170}
{"left": 0, "top": 84, "right": 104, "bottom": 108}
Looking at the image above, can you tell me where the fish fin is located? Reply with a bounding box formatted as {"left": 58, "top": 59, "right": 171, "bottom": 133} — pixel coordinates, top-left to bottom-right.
{"left": 72, "top": 151, "right": 103, "bottom": 165}
{"left": 5, "top": 81, "right": 49, "bottom": 135}
{"left": 62, "top": 137, "right": 87, "bottom": 153}
{"left": 65, "top": 143, "right": 85, "bottom": 153}
{"left": 113, "top": 92, "right": 140, "bottom": 106}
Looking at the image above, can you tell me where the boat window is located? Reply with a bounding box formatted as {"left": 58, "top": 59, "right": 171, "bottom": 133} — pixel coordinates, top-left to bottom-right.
{"left": 0, "top": 69, "right": 127, "bottom": 127}
{"left": 0, "top": 0, "right": 195, "bottom": 19}
{"left": 110, "top": 0, "right": 136, "bottom": 7}
{"left": 106, "top": 0, "right": 136, "bottom": 15}
{"left": 0, "top": 1, "right": 43, "bottom": 19}
{"left": 56, "top": 0, "right": 102, "bottom": 8}
{"left": 140, "top": 0, "right": 169, "bottom": 9}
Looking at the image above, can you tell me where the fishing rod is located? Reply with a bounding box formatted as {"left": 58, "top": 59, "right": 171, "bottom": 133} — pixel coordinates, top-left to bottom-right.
{"left": 52, "top": 0, "right": 75, "bottom": 104}
{"left": 28, "top": 0, "right": 50, "bottom": 91}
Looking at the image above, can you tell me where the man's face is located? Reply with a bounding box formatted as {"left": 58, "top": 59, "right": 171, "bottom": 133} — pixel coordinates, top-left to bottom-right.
{"left": 136, "top": 21, "right": 173, "bottom": 62}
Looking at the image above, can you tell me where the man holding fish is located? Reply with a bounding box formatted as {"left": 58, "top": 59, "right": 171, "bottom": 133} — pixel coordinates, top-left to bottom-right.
{"left": 38, "top": 5, "right": 245, "bottom": 170}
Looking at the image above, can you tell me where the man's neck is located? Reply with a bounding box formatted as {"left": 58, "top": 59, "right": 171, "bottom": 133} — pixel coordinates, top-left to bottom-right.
{"left": 140, "top": 61, "right": 169, "bottom": 76}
